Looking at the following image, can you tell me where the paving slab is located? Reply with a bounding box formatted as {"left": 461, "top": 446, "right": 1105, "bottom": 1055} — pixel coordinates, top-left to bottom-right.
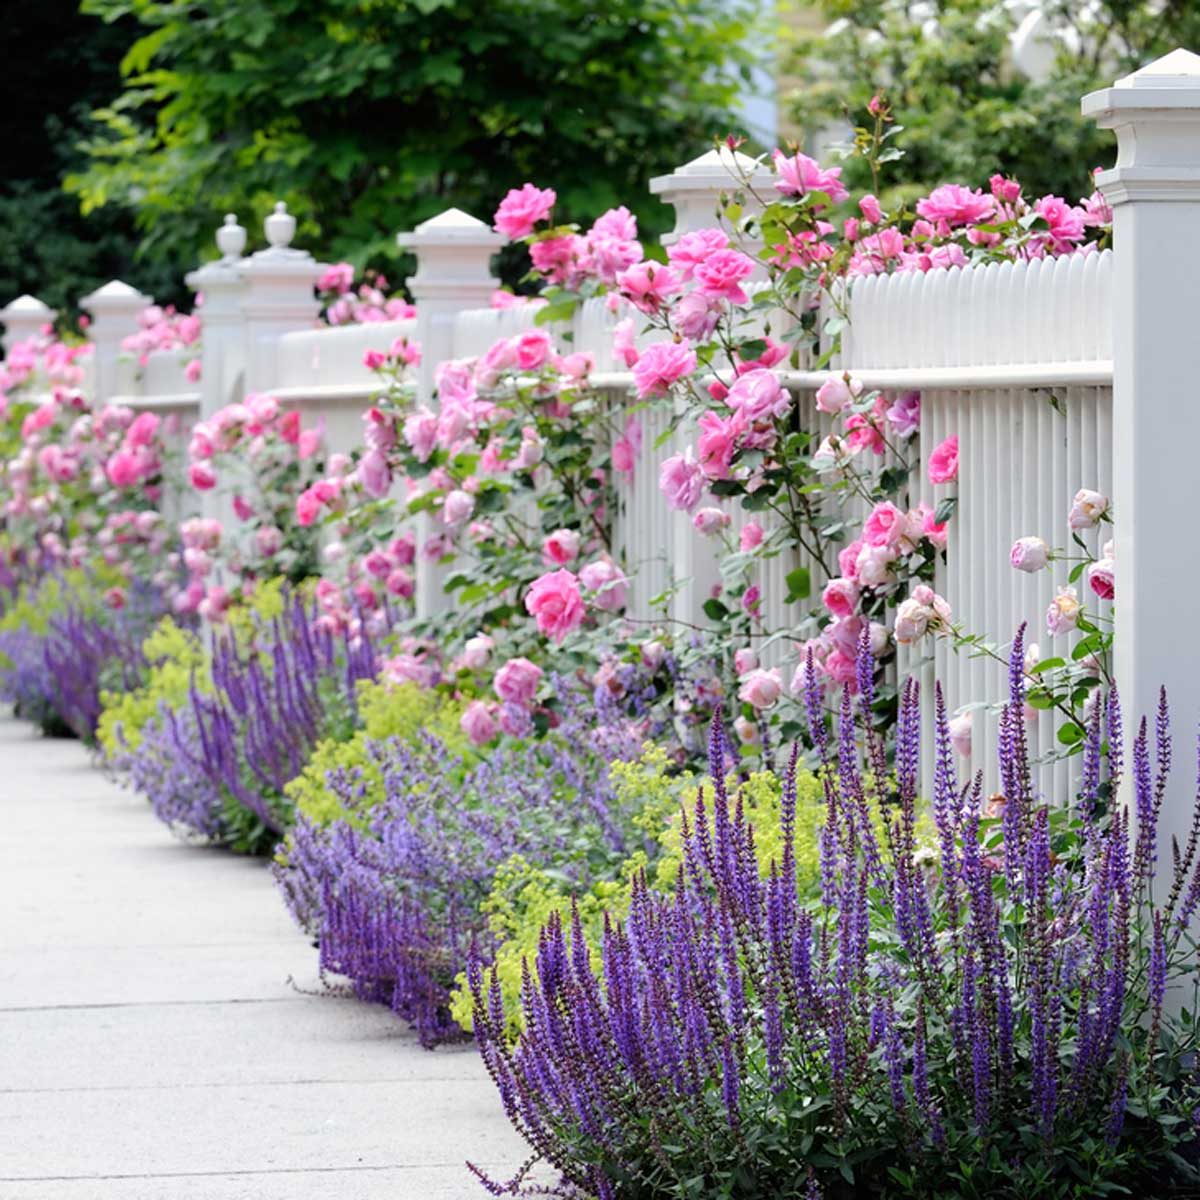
{"left": 0, "top": 715, "right": 528, "bottom": 1198}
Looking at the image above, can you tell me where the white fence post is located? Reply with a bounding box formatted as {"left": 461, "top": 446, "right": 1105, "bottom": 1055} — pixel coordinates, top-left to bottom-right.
{"left": 397, "top": 208, "right": 504, "bottom": 618}
{"left": 186, "top": 214, "right": 249, "bottom": 422}
{"left": 649, "top": 149, "right": 774, "bottom": 634}
{"left": 79, "top": 280, "right": 152, "bottom": 404}
{"left": 0, "top": 294, "right": 56, "bottom": 355}
{"left": 240, "top": 203, "right": 323, "bottom": 395}
{"left": 1084, "top": 49, "right": 1200, "bottom": 852}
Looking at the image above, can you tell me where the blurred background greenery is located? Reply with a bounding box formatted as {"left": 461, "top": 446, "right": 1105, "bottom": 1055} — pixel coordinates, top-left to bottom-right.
{"left": 3, "top": 0, "right": 1196, "bottom": 316}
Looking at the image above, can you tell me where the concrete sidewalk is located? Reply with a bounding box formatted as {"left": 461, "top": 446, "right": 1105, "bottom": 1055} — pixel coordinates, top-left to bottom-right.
{"left": 0, "top": 716, "right": 527, "bottom": 1199}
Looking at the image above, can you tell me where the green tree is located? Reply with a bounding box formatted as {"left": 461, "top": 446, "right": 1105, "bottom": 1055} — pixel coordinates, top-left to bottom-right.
{"left": 783, "top": 0, "right": 1200, "bottom": 205}
{"left": 68, "top": 0, "right": 758, "bottom": 282}
{"left": 0, "top": 1, "right": 178, "bottom": 318}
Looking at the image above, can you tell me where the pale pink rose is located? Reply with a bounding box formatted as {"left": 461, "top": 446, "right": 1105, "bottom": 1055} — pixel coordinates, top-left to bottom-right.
{"left": 383, "top": 653, "right": 436, "bottom": 689}
{"left": 461, "top": 634, "right": 494, "bottom": 670}
{"left": 1010, "top": 536, "right": 1050, "bottom": 573}
{"left": 772, "top": 150, "right": 848, "bottom": 204}
{"left": 1046, "top": 586, "right": 1081, "bottom": 635}
{"left": 525, "top": 568, "right": 585, "bottom": 642}
{"left": 184, "top": 358, "right": 202, "bottom": 383}
{"left": 822, "top": 577, "right": 860, "bottom": 619}
{"left": 1067, "top": 488, "right": 1108, "bottom": 530}
{"left": 693, "top": 248, "right": 756, "bottom": 304}
{"left": 927, "top": 435, "right": 959, "bottom": 484}
{"left": 949, "top": 713, "right": 972, "bottom": 758}
{"left": 617, "top": 261, "right": 682, "bottom": 313}
{"left": 670, "top": 291, "right": 724, "bottom": 341}
{"left": 542, "top": 529, "right": 581, "bottom": 565}
{"left": 1087, "top": 558, "right": 1114, "bottom": 601}
{"left": 823, "top": 648, "right": 858, "bottom": 687}
{"left": 199, "top": 585, "right": 230, "bottom": 622}
{"left": 734, "top": 715, "right": 760, "bottom": 744}
{"left": 733, "top": 648, "right": 758, "bottom": 676}
{"left": 693, "top": 506, "right": 731, "bottom": 535}
{"left": 256, "top": 526, "right": 283, "bottom": 558}
{"left": 385, "top": 568, "right": 414, "bottom": 598}
{"left": 740, "top": 521, "right": 764, "bottom": 551}
{"left": 298, "top": 428, "right": 322, "bottom": 459}
{"left": 403, "top": 407, "right": 439, "bottom": 462}
{"left": 863, "top": 501, "right": 906, "bottom": 548}
{"left": 442, "top": 489, "right": 475, "bottom": 527}
{"left": 494, "top": 183, "right": 556, "bottom": 239}
{"left": 494, "top": 657, "right": 543, "bottom": 705}
{"left": 738, "top": 667, "right": 783, "bottom": 710}
{"left": 632, "top": 341, "right": 697, "bottom": 398}
{"left": 886, "top": 390, "right": 921, "bottom": 438}
{"left": 916, "top": 184, "right": 995, "bottom": 226}
{"left": 659, "top": 449, "right": 705, "bottom": 512}
{"left": 358, "top": 448, "right": 392, "bottom": 499}
{"left": 182, "top": 547, "right": 212, "bottom": 576}
{"left": 814, "top": 374, "right": 861, "bottom": 415}
{"left": 460, "top": 700, "right": 498, "bottom": 746}
{"left": 641, "top": 640, "right": 667, "bottom": 670}
{"left": 859, "top": 194, "right": 883, "bottom": 223}
{"left": 579, "top": 558, "right": 628, "bottom": 612}
{"left": 894, "top": 585, "right": 952, "bottom": 644}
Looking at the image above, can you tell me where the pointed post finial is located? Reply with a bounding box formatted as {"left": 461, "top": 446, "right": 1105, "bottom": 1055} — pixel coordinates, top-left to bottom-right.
{"left": 216, "top": 213, "right": 247, "bottom": 261}
{"left": 264, "top": 201, "right": 296, "bottom": 251}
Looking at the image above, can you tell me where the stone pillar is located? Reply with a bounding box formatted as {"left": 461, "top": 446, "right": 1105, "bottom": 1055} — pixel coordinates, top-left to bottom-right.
{"left": 1084, "top": 48, "right": 1200, "bottom": 861}
{"left": 0, "top": 294, "right": 56, "bottom": 355}
{"left": 79, "top": 280, "right": 151, "bottom": 403}
{"left": 239, "top": 202, "right": 323, "bottom": 395}
{"left": 397, "top": 208, "right": 504, "bottom": 618}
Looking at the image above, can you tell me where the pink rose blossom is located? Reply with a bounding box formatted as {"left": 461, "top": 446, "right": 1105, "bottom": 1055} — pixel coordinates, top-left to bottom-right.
{"left": 525, "top": 568, "right": 585, "bottom": 642}
{"left": 734, "top": 648, "right": 758, "bottom": 675}
{"left": 814, "top": 374, "right": 861, "bottom": 415}
{"left": 822, "top": 577, "right": 860, "bottom": 619}
{"left": 696, "top": 409, "right": 741, "bottom": 480}
{"left": 1087, "top": 558, "right": 1114, "bottom": 601}
{"left": 442, "top": 489, "right": 475, "bottom": 527}
{"left": 460, "top": 700, "right": 498, "bottom": 746}
{"left": 772, "top": 150, "right": 848, "bottom": 204}
{"left": 494, "top": 183, "right": 556, "bottom": 239}
{"left": 886, "top": 390, "right": 921, "bottom": 438}
{"left": 1046, "top": 586, "right": 1082, "bottom": 635}
{"left": 738, "top": 667, "right": 783, "bottom": 710}
{"left": 927, "top": 435, "right": 959, "bottom": 484}
{"left": 632, "top": 341, "right": 697, "bottom": 398}
{"left": 863, "top": 501, "right": 906, "bottom": 548}
{"left": 105, "top": 449, "right": 141, "bottom": 489}
{"left": 666, "top": 228, "right": 730, "bottom": 278}
{"left": 1067, "top": 488, "right": 1108, "bottom": 530}
{"left": 494, "top": 656, "right": 543, "bottom": 705}
{"left": 515, "top": 329, "right": 553, "bottom": 371}
{"left": 461, "top": 634, "right": 494, "bottom": 670}
{"left": 612, "top": 318, "right": 639, "bottom": 368}
{"left": 298, "top": 428, "right": 322, "bottom": 459}
{"left": 727, "top": 368, "right": 788, "bottom": 424}
{"left": 579, "top": 558, "right": 628, "bottom": 612}
{"left": 693, "top": 248, "right": 756, "bottom": 304}
{"left": 617, "top": 261, "right": 682, "bottom": 314}
{"left": 1010, "top": 536, "right": 1050, "bottom": 573}
{"left": 859, "top": 194, "right": 883, "bottom": 223}
{"left": 542, "top": 529, "right": 581, "bottom": 565}
{"left": 693, "top": 506, "right": 731, "bottom": 535}
{"left": 188, "top": 462, "right": 217, "bottom": 491}
{"left": 916, "top": 184, "right": 995, "bottom": 227}
{"left": 949, "top": 712, "right": 973, "bottom": 758}
{"left": 740, "top": 521, "right": 764, "bottom": 551}
{"left": 658, "top": 449, "right": 705, "bottom": 512}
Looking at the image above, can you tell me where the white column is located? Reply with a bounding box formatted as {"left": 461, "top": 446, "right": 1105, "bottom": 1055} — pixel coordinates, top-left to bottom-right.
{"left": 0, "top": 294, "right": 56, "bottom": 355}
{"left": 397, "top": 208, "right": 504, "bottom": 618}
{"left": 1084, "top": 49, "right": 1200, "bottom": 855}
{"left": 79, "top": 280, "right": 151, "bottom": 403}
{"left": 239, "top": 203, "right": 323, "bottom": 395}
{"left": 185, "top": 214, "right": 249, "bottom": 422}
{"left": 649, "top": 149, "right": 775, "bottom": 635}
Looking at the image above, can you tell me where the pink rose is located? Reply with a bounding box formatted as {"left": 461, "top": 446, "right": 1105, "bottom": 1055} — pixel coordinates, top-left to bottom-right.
{"left": 822, "top": 577, "right": 860, "bottom": 619}
{"left": 740, "top": 521, "right": 764, "bottom": 551}
{"left": 916, "top": 184, "right": 995, "bottom": 226}
{"left": 298, "top": 428, "right": 322, "bottom": 459}
{"left": 949, "top": 713, "right": 972, "bottom": 758}
{"left": 442, "top": 489, "right": 475, "bottom": 527}
{"left": 256, "top": 526, "right": 283, "bottom": 557}
{"left": 859, "top": 194, "right": 883, "bottom": 223}
{"left": 814, "top": 374, "right": 861, "bottom": 415}
{"left": 734, "top": 648, "right": 758, "bottom": 675}
{"left": 515, "top": 329, "right": 554, "bottom": 371}
{"left": 525, "top": 568, "right": 585, "bottom": 642}
{"left": 727, "top": 368, "right": 788, "bottom": 424}
{"left": 1010, "top": 536, "right": 1050, "bottom": 573}
{"left": 542, "top": 529, "right": 581, "bottom": 565}
{"left": 659, "top": 449, "right": 705, "bottom": 512}
{"left": 696, "top": 409, "right": 741, "bottom": 479}
{"left": 632, "top": 341, "right": 697, "bottom": 398}
{"left": 363, "top": 349, "right": 387, "bottom": 371}
{"left": 404, "top": 408, "right": 439, "bottom": 462}
{"left": 738, "top": 667, "right": 783, "bottom": 710}
{"left": 863, "top": 501, "right": 906, "bottom": 548}
{"left": 126, "top": 411, "right": 160, "bottom": 448}
{"left": 460, "top": 700, "right": 498, "bottom": 747}
{"left": 494, "top": 656, "right": 543, "bottom": 705}
{"left": 693, "top": 248, "right": 756, "bottom": 304}
{"left": 617, "top": 261, "right": 682, "bottom": 313}
{"left": 612, "top": 318, "right": 639, "bottom": 368}
{"left": 105, "top": 449, "right": 141, "bottom": 489}
{"left": 188, "top": 462, "right": 217, "bottom": 491}
{"left": 579, "top": 558, "right": 628, "bottom": 612}
{"left": 494, "top": 183, "right": 556, "bottom": 239}
{"left": 927, "top": 435, "right": 958, "bottom": 484}
{"left": 462, "top": 634, "right": 494, "bottom": 670}
{"left": 838, "top": 538, "right": 864, "bottom": 580}
{"left": 386, "top": 568, "right": 414, "bottom": 598}
{"left": 666, "top": 228, "right": 730, "bottom": 279}
{"left": 693, "top": 506, "right": 730, "bottom": 535}
{"left": 1087, "top": 558, "right": 1114, "bottom": 601}
{"left": 772, "top": 150, "right": 848, "bottom": 204}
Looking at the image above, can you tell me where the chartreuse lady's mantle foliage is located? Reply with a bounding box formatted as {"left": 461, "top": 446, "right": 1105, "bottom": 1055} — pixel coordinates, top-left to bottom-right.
{"left": 469, "top": 634, "right": 1200, "bottom": 1200}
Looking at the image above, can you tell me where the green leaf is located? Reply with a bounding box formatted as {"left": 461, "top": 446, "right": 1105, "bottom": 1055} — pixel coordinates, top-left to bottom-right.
{"left": 702, "top": 598, "right": 729, "bottom": 621}
{"left": 933, "top": 496, "right": 958, "bottom": 525}
{"left": 784, "top": 566, "right": 811, "bottom": 602}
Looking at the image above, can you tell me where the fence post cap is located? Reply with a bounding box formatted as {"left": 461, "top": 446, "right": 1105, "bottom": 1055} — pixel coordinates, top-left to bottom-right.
{"left": 263, "top": 201, "right": 296, "bottom": 251}
{"left": 79, "top": 279, "right": 151, "bottom": 314}
{"left": 0, "top": 293, "right": 55, "bottom": 319}
{"left": 216, "top": 213, "right": 247, "bottom": 261}
{"left": 397, "top": 207, "right": 506, "bottom": 249}
{"left": 649, "top": 146, "right": 770, "bottom": 196}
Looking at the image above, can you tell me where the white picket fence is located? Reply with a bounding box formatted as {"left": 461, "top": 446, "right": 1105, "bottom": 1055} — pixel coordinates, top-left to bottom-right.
{"left": 5, "top": 50, "right": 1200, "bottom": 832}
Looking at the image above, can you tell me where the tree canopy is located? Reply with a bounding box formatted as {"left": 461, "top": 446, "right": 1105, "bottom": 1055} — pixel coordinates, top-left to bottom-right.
{"left": 68, "top": 0, "right": 758, "bottom": 286}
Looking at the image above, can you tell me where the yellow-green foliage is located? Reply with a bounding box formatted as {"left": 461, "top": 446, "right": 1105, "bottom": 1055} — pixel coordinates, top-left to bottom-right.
{"left": 96, "top": 580, "right": 293, "bottom": 760}
{"left": 449, "top": 748, "right": 933, "bottom": 1036}
{"left": 97, "top": 619, "right": 208, "bottom": 757}
{"left": 283, "top": 680, "right": 470, "bottom": 827}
